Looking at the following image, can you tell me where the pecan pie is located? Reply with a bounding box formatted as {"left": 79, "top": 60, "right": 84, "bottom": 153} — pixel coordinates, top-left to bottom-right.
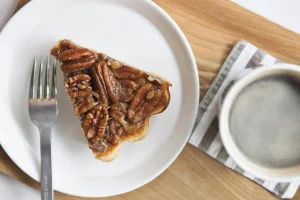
{"left": 51, "top": 40, "right": 171, "bottom": 161}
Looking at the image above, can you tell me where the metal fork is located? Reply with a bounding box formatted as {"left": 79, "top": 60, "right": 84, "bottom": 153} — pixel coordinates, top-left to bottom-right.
{"left": 28, "top": 56, "right": 58, "bottom": 200}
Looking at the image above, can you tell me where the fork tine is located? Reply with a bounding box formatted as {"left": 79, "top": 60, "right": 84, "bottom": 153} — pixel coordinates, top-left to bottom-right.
{"left": 29, "top": 58, "right": 37, "bottom": 100}
{"left": 44, "top": 56, "right": 50, "bottom": 100}
{"left": 37, "top": 57, "right": 44, "bottom": 100}
{"left": 51, "top": 59, "right": 57, "bottom": 99}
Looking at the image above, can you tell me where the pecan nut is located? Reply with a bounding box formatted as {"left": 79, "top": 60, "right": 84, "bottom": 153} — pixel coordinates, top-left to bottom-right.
{"left": 127, "top": 83, "right": 152, "bottom": 120}
{"left": 91, "top": 66, "right": 108, "bottom": 105}
{"left": 91, "top": 91, "right": 100, "bottom": 100}
{"left": 146, "top": 90, "right": 155, "bottom": 100}
{"left": 132, "top": 90, "right": 163, "bottom": 123}
{"left": 77, "top": 82, "right": 88, "bottom": 89}
{"left": 86, "top": 128, "right": 95, "bottom": 139}
{"left": 96, "top": 106, "right": 109, "bottom": 138}
{"left": 66, "top": 74, "right": 91, "bottom": 85}
{"left": 102, "top": 62, "right": 121, "bottom": 103}
{"left": 68, "top": 87, "right": 92, "bottom": 98}
{"left": 116, "top": 127, "right": 123, "bottom": 136}
{"left": 111, "top": 102, "right": 128, "bottom": 113}
{"left": 110, "top": 110, "right": 128, "bottom": 127}
{"left": 76, "top": 101, "right": 98, "bottom": 115}
{"left": 109, "top": 120, "right": 120, "bottom": 134}
{"left": 61, "top": 57, "right": 96, "bottom": 73}
{"left": 89, "top": 136, "right": 101, "bottom": 145}
{"left": 110, "top": 134, "right": 119, "bottom": 145}
{"left": 92, "top": 110, "right": 100, "bottom": 126}
{"left": 120, "top": 88, "right": 135, "bottom": 103}
{"left": 98, "top": 53, "right": 108, "bottom": 61}
{"left": 51, "top": 40, "right": 78, "bottom": 57}
{"left": 118, "top": 79, "right": 138, "bottom": 90}
{"left": 95, "top": 62, "right": 107, "bottom": 91}
{"left": 58, "top": 48, "right": 94, "bottom": 62}
{"left": 134, "top": 77, "right": 147, "bottom": 87}
{"left": 113, "top": 65, "right": 144, "bottom": 79}
{"left": 82, "top": 112, "right": 93, "bottom": 134}
{"left": 109, "top": 61, "right": 121, "bottom": 69}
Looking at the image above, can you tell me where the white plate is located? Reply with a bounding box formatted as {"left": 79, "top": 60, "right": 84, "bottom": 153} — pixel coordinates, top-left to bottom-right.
{"left": 0, "top": 0, "right": 199, "bottom": 197}
{"left": 0, "top": 172, "right": 39, "bottom": 200}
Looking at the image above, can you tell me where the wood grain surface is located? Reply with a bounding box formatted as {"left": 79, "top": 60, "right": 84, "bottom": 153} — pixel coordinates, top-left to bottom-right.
{"left": 1, "top": 0, "right": 300, "bottom": 199}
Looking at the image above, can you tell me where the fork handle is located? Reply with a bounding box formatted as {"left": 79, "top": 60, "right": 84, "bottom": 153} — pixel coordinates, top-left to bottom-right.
{"left": 39, "top": 127, "right": 53, "bottom": 200}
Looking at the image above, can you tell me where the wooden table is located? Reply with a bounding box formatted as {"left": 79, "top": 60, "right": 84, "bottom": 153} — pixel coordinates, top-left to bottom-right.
{"left": 2, "top": 0, "right": 300, "bottom": 199}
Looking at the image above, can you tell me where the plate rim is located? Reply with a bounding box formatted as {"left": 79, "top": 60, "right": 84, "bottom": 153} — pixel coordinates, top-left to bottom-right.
{"left": 0, "top": 0, "right": 200, "bottom": 197}
{"left": 0, "top": 0, "right": 18, "bottom": 30}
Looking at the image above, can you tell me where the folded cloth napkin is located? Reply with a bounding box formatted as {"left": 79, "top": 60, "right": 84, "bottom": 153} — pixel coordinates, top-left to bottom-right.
{"left": 189, "top": 40, "right": 300, "bottom": 199}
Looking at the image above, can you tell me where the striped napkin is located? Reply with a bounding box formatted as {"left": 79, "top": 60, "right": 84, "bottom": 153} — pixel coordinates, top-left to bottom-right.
{"left": 189, "top": 40, "right": 300, "bottom": 198}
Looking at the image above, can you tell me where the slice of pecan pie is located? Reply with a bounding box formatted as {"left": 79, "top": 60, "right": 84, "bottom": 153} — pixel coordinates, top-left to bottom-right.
{"left": 51, "top": 40, "right": 171, "bottom": 161}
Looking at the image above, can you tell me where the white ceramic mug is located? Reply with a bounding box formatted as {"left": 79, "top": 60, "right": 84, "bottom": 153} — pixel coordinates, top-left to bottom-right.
{"left": 219, "top": 63, "right": 300, "bottom": 181}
